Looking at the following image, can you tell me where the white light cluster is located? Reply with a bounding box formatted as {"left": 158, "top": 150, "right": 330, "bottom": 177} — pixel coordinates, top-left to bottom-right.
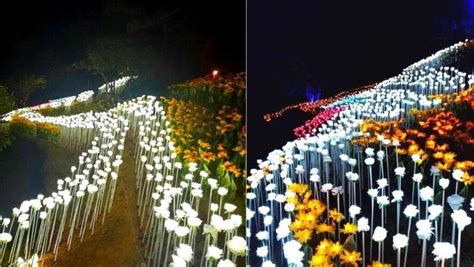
{"left": 98, "top": 76, "right": 136, "bottom": 94}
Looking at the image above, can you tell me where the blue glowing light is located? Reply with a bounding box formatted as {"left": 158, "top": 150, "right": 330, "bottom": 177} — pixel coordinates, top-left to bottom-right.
{"left": 305, "top": 83, "right": 321, "bottom": 102}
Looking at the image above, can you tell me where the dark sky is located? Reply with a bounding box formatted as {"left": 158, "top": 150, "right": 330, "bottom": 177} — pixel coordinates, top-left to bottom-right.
{"left": 0, "top": 0, "right": 245, "bottom": 100}
{"left": 248, "top": 0, "right": 474, "bottom": 166}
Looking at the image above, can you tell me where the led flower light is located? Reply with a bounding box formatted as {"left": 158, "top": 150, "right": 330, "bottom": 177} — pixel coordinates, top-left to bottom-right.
{"left": 451, "top": 209, "right": 471, "bottom": 231}
{"left": 451, "top": 209, "right": 472, "bottom": 267}
{"left": 226, "top": 236, "right": 246, "bottom": 257}
{"left": 373, "top": 226, "right": 387, "bottom": 261}
{"left": 392, "top": 233, "right": 408, "bottom": 249}
{"left": 432, "top": 242, "right": 456, "bottom": 263}
{"left": 283, "top": 240, "right": 304, "bottom": 266}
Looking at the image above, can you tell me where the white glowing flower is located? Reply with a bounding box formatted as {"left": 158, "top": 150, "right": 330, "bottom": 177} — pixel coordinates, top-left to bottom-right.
{"left": 349, "top": 205, "right": 361, "bottom": 218}
{"left": 263, "top": 215, "right": 273, "bottom": 226}
{"left": 206, "top": 245, "right": 223, "bottom": 260}
{"left": 392, "top": 233, "right": 409, "bottom": 249}
{"left": 165, "top": 219, "right": 179, "bottom": 232}
{"left": 227, "top": 236, "right": 246, "bottom": 257}
{"left": 256, "top": 231, "right": 269, "bottom": 240}
{"left": 364, "top": 157, "right": 375, "bottom": 166}
{"left": 211, "top": 215, "right": 224, "bottom": 231}
{"left": 188, "top": 217, "right": 202, "bottom": 227}
{"left": 391, "top": 190, "right": 404, "bottom": 202}
{"left": 367, "top": 188, "right": 378, "bottom": 198}
{"left": 283, "top": 240, "right": 304, "bottom": 265}
{"left": 257, "top": 245, "right": 268, "bottom": 257}
{"left": 452, "top": 169, "right": 464, "bottom": 182}
{"left": 321, "top": 183, "right": 333, "bottom": 192}
{"left": 411, "top": 154, "right": 421, "bottom": 163}
{"left": 416, "top": 220, "right": 433, "bottom": 240}
{"left": 188, "top": 162, "right": 198, "bottom": 172}
{"left": 357, "top": 217, "right": 370, "bottom": 232}
{"left": 428, "top": 205, "right": 443, "bottom": 220}
{"left": 372, "top": 226, "right": 387, "bottom": 242}
{"left": 403, "top": 204, "right": 419, "bottom": 218}
{"left": 174, "top": 226, "right": 190, "bottom": 238}
{"left": 224, "top": 203, "right": 237, "bottom": 213}
{"left": 432, "top": 242, "right": 456, "bottom": 260}
{"left": 376, "top": 150, "right": 385, "bottom": 160}
{"left": 2, "top": 218, "right": 10, "bottom": 227}
{"left": 394, "top": 167, "right": 406, "bottom": 177}
{"left": 348, "top": 158, "right": 357, "bottom": 166}
{"left": 211, "top": 203, "right": 219, "bottom": 212}
{"left": 412, "top": 173, "right": 423, "bottom": 183}
{"left": 261, "top": 261, "right": 276, "bottom": 267}
{"left": 176, "top": 243, "right": 193, "bottom": 262}
{"left": 377, "top": 178, "right": 388, "bottom": 189}
{"left": 295, "top": 165, "right": 304, "bottom": 174}
{"left": 207, "top": 178, "right": 218, "bottom": 189}
{"left": 439, "top": 178, "right": 450, "bottom": 189}
{"left": 419, "top": 186, "right": 434, "bottom": 201}
{"left": 310, "top": 174, "right": 320, "bottom": 182}
{"left": 284, "top": 203, "right": 295, "bottom": 212}
{"left": 230, "top": 215, "right": 242, "bottom": 229}
{"left": 451, "top": 209, "right": 472, "bottom": 231}
{"left": 258, "top": 206, "right": 270, "bottom": 215}
{"left": 170, "top": 254, "right": 186, "bottom": 266}
{"left": 0, "top": 232, "right": 12, "bottom": 243}
{"left": 471, "top": 198, "right": 474, "bottom": 211}
{"left": 217, "top": 187, "right": 229, "bottom": 199}
{"left": 217, "top": 259, "right": 236, "bottom": 267}
{"left": 346, "top": 172, "right": 359, "bottom": 181}
{"left": 377, "top": 196, "right": 389, "bottom": 207}
{"left": 365, "top": 148, "right": 375, "bottom": 156}
{"left": 276, "top": 218, "right": 291, "bottom": 240}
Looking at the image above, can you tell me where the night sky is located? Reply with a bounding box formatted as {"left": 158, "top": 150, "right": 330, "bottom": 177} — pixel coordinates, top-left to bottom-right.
{"left": 0, "top": 0, "right": 245, "bottom": 102}
{"left": 248, "top": 0, "right": 474, "bottom": 167}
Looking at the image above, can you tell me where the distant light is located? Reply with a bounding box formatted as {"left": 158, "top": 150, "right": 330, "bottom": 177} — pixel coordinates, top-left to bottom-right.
{"left": 212, "top": 70, "right": 219, "bottom": 78}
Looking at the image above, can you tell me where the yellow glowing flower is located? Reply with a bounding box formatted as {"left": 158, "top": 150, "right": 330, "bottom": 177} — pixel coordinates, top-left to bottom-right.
{"left": 288, "top": 184, "right": 309, "bottom": 196}
{"left": 340, "top": 250, "right": 362, "bottom": 267}
{"left": 407, "top": 144, "right": 419, "bottom": 155}
{"left": 294, "top": 229, "right": 313, "bottom": 244}
{"left": 308, "top": 200, "right": 326, "bottom": 215}
{"left": 327, "top": 241, "right": 343, "bottom": 258}
{"left": 329, "top": 209, "right": 345, "bottom": 223}
{"left": 433, "top": 152, "right": 444, "bottom": 159}
{"left": 425, "top": 139, "right": 436, "bottom": 150}
{"left": 217, "top": 150, "right": 228, "bottom": 158}
{"left": 197, "top": 139, "right": 211, "bottom": 150}
{"left": 309, "top": 253, "right": 330, "bottom": 266}
{"left": 200, "top": 151, "right": 216, "bottom": 163}
{"left": 316, "top": 223, "right": 335, "bottom": 234}
{"left": 340, "top": 223, "right": 358, "bottom": 235}
{"left": 231, "top": 113, "right": 242, "bottom": 121}
{"left": 290, "top": 219, "right": 305, "bottom": 232}
{"left": 369, "top": 261, "right": 391, "bottom": 267}
{"left": 217, "top": 143, "right": 226, "bottom": 151}
{"left": 316, "top": 239, "right": 333, "bottom": 255}
{"left": 444, "top": 152, "right": 456, "bottom": 163}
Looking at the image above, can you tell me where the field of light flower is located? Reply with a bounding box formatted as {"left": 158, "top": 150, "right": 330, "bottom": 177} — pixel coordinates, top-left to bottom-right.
{"left": 0, "top": 73, "right": 246, "bottom": 266}
{"left": 248, "top": 40, "right": 474, "bottom": 267}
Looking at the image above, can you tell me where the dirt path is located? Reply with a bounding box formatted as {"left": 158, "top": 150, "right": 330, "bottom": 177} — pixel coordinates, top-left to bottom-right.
{"left": 44, "top": 138, "right": 145, "bottom": 267}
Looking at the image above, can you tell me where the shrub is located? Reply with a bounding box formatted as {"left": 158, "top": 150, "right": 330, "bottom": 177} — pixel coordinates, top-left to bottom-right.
{"left": 36, "top": 122, "right": 60, "bottom": 142}
{"left": 9, "top": 114, "right": 37, "bottom": 139}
